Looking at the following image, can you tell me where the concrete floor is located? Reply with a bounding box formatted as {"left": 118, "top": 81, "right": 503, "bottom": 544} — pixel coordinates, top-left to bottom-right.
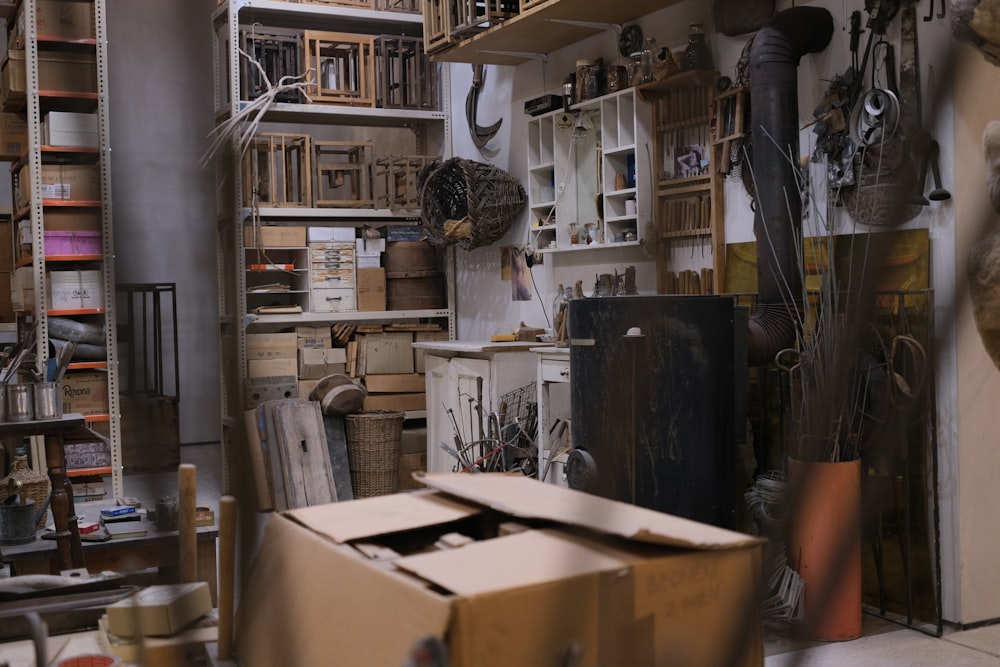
{"left": 765, "top": 616, "right": 1000, "bottom": 665}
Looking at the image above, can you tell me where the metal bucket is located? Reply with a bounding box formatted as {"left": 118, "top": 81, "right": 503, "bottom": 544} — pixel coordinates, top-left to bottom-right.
{"left": 33, "top": 382, "right": 62, "bottom": 420}
{"left": 0, "top": 497, "right": 44, "bottom": 546}
{"left": 7, "top": 384, "right": 34, "bottom": 422}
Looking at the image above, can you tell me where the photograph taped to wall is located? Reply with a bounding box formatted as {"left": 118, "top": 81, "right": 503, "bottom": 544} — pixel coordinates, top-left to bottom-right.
{"left": 511, "top": 247, "right": 531, "bottom": 301}
{"left": 500, "top": 245, "right": 512, "bottom": 281}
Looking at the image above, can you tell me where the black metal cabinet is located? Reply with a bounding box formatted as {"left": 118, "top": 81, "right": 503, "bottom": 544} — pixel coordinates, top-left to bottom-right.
{"left": 568, "top": 295, "right": 745, "bottom": 528}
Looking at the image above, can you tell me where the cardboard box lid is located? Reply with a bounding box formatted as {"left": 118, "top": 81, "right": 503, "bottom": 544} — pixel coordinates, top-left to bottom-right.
{"left": 418, "top": 473, "right": 763, "bottom": 550}
{"left": 285, "top": 488, "right": 481, "bottom": 543}
{"left": 394, "top": 528, "right": 628, "bottom": 597}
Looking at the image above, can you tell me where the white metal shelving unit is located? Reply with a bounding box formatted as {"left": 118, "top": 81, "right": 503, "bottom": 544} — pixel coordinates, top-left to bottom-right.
{"left": 212, "top": 0, "right": 453, "bottom": 493}
{"left": 12, "top": 0, "right": 122, "bottom": 497}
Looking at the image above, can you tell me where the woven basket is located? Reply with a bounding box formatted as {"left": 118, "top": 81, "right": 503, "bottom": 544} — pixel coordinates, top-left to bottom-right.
{"left": 2, "top": 452, "right": 51, "bottom": 530}
{"left": 344, "top": 409, "right": 405, "bottom": 497}
{"left": 418, "top": 158, "right": 526, "bottom": 250}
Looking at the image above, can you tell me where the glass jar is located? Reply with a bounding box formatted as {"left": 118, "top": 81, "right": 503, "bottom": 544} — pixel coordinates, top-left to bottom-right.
{"left": 640, "top": 37, "right": 656, "bottom": 83}
{"left": 682, "top": 22, "right": 714, "bottom": 71}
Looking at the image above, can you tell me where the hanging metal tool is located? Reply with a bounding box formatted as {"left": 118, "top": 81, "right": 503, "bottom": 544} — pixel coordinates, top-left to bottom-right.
{"left": 466, "top": 64, "right": 502, "bottom": 149}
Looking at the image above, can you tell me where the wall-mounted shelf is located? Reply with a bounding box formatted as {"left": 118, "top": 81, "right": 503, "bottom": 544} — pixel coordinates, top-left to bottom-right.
{"left": 429, "top": 0, "right": 685, "bottom": 65}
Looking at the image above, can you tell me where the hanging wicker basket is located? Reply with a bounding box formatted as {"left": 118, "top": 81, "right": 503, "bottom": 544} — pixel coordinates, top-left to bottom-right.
{"left": 344, "top": 409, "right": 405, "bottom": 498}
{"left": 418, "top": 158, "right": 527, "bottom": 250}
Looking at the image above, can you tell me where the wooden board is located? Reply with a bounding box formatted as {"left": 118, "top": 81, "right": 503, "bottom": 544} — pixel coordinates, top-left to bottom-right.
{"left": 269, "top": 399, "right": 337, "bottom": 508}
{"left": 244, "top": 408, "right": 274, "bottom": 511}
{"left": 322, "top": 413, "right": 354, "bottom": 501}
{"left": 259, "top": 402, "right": 287, "bottom": 511}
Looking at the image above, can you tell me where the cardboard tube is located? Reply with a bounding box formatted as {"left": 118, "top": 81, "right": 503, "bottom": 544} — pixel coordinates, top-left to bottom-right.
{"left": 178, "top": 464, "right": 198, "bottom": 583}
{"left": 218, "top": 495, "right": 238, "bottom": 660}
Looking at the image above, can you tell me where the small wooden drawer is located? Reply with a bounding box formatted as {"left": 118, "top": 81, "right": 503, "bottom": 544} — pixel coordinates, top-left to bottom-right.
{"left": 540, "top": 357, "right": 570, "bottom": 383}
{"left": 309, "top": 241, "right": 355, "bottom": 268}
{"left": 311, "top": 287, "right": 357, "bottom": 313}
{"left": 311, "top": 267, "right": 356, "bottom": 289}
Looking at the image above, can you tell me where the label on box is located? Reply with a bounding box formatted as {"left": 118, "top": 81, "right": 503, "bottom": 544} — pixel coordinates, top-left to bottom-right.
{"left": 41, "top": 182, "right": 70, "bottom": 199}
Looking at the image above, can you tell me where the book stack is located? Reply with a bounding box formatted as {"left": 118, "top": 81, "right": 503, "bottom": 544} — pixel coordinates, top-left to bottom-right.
{"left": 100, "top": 505, "right": 148, "bottom": 540}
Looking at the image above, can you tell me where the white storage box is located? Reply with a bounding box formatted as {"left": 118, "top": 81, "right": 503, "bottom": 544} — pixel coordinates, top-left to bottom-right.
{"left": 307, "top": 227, "right": 355, "bottom": 242}
{"left": 47, "top": 269, "right": 103, "bottom": 310}
{"left": 42, "top": 111, "right": 98, "bottom": 147}
{"left": 356, "top": 255, "right": 381, "bottom": 269}
{"left": 355, "top": 238, "right": 385, "bottom": 255}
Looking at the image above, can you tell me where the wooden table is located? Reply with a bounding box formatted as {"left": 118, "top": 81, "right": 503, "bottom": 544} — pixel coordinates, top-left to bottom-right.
{"left": 0, "top": 413, "right": 92, "bottom": 571}
{"left": 2, "top": 525, "right": 220, "bottom": 605}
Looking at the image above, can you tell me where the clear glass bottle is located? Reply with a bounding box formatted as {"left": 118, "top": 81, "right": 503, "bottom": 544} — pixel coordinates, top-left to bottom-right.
{"left": 682, "top": 22, "right": 714, "bottom": 71}
{"left": 640, "top": 37, "right": 656, "bottom": 83}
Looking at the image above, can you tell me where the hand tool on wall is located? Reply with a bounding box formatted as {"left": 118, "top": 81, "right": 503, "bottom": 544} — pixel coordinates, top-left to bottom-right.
{"left": 466, "top": 64, "right": 502, "bottom": 149}
{"left": 218, "top": 494, "right": 237, "bottom": 660}
{"left": 923, "top": 0, "right": 934, "bottom": 22}
{"left": 178, "top": 463, "right": 198, "bottom": 584}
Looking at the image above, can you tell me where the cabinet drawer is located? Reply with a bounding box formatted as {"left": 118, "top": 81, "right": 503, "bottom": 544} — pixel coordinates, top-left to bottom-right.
{"left": 311, "top": 287, "right": 356, "bottom": 313}
{"left": 311, "top": 267, "right": 355, "bottom": 289}
{"left": 309, "top": 242, "right": 355, "bottom": 267}
{"left": 540, "top": 357, "right": 570, "bottom": 383}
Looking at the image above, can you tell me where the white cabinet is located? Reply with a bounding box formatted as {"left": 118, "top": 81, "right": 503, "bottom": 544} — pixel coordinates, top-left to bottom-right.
{"left": 527, "top": 88, "right": 652, "bottom": 255}
{"left": 534, "top": 346, "right": 570, "bottom": 487}
{"left": 415, "top": 341, "right": 541, "bottom": 474}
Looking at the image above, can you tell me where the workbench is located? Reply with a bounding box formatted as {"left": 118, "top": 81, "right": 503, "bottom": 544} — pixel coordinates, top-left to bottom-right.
{"left": 0, "top": 525, "right": 219, "bottom": 604}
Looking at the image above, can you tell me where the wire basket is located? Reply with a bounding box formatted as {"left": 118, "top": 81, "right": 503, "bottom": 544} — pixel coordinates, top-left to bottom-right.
{"left": 344, "top": 409, "right": 405, "bottom": 497}
{"left": 418, "top": 157, "right": 526, "bottom": 250}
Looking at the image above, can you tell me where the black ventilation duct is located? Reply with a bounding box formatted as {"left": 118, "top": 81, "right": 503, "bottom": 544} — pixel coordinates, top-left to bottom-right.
{"left": 746, "top": 6, "right": 834, "bottom": 366}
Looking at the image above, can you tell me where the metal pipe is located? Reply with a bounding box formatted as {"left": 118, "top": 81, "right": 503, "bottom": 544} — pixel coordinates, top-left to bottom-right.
{"left": 747, "top": 6, "right": 834, "bottom": 366}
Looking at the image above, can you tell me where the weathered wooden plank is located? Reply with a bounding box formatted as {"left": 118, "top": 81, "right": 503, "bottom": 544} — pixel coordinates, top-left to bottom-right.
{"left": 272, "top": 399, "right": 336, "bottom": 508}
{"left": 322, "top": 413, "right": 353, "bottom": 501}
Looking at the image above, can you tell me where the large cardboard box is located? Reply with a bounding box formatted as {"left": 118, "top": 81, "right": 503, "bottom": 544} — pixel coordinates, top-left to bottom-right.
{"left": 62, "top": 370, "right": 109, "bottom": 416}
{"left": 236, "top": 474, "right": 765, "bottom": 667}
{"left": 363, "top": 331, "right": 413, "bottom": 374}
{"left": 246, "top": 332, "right": 296, "bottom": 360}
{"left": 11, "top": 0, "right": 95, "bottom": 47}
{"left": 2, "top": 50, "right": 98, "bottom": 107}
{"left": 295, "top": 325, "right": 331, "bottom": 349}
{"left": 10, "top": 266, "right": 33, "bottom": 312}
{"left": 243, "top": 224, "right": 306, "bottom": 248}
{"left": 17, "top": 163, "right": 100, "bottom": 208}
{"left": 41, "top": 209, "right": 102, "bottom": 232}
{"left": 297, "top": 347, "right": 347, "bottom": 380}
{"left": 356, "top": 267, "right": 386, "bottom": 312}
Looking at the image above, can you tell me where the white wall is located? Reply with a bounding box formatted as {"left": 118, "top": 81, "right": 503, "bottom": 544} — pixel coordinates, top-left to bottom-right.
{"left": 107, "top": 0, "right": 219, "bottom": 444}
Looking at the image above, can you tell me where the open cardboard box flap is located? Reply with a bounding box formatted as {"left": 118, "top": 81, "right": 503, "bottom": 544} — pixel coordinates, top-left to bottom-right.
{"left": 417, "top": 472, "right": 764, "bottom": 550}
{"left": 285, "top": 487, "right": 482, "bottom": 543}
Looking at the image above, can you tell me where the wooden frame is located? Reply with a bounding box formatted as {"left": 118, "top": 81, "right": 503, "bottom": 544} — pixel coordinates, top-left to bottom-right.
{"left": 314, "top": 140, "right": 375, "bottom": 208}
{"left": 375, "top": 35, "right": 438, "bottom": 110}
{"left": 374, "top": 0, "right": 421, "bottom": 12}
{"left": 422, "top": 0, "right": 453, "bottom": 54}
{"left": 452, "top": 0, "right": 520, "bottom": 40}
{"left": 244, "top": 133, "right": 312, "bottom": 208}
{"left": 303, "top": 31, "right": 376, "bottom": 107}
{"left": 239, "top": 26, "right": 304, "bottom": 104}
{"left": 375, "top": 155, "right": 436, "bottom": 209}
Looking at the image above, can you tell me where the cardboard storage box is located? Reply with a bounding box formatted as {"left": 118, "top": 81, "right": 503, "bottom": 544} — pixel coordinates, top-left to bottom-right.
{"left": 47, "top": 269, "right": 103, "bottom": 309}
{"left": 107, "top": 583, "right": 212, "bottom": 638}
{"left": 41, "top": 209, "right": 102, "bottom": 232}
{"left": 42, "top": 110, "right": 98, "bottom": 147}
{"left": 244, "top": 224, "right": 306, "bottom": 248}
{"left": 308, "top": 226, "right": 356, "bottom": 242}
{"left": 11, "top": 0, "right": 95, "bottom": 47}
{"left": 355, "top": 254, "right": 381, "bottom": 269}
{"left": 356, "top": 267, "right": 386, "bottom": 311}
{"left": 355, "top": 237, "right": 386, "bottom": 255}
{"left": 297, "top": 346, "right": 347, "bottom": 380}
{"left": 364, "top": 373, "right": 424, "bottom": 394}
{"left": 247, "top": 358, "right": 298, "bottom": 378}
{"left": 296, "top": 325, "right": 331, "bottom": 349}
{"left": 43, "top": 230, "right": 101, "bottom": 256}
{"left": 246, "top": 332, "right": 296, "bottom": 360}
{"left": 11, "top": 266, "right": 33, "bottom": 312}
{"left": 0, "top": 112, "right": 26, "bottom": 158}
{"left": 17, "top": 163, "right": 101, "bottom": 208}
{"left": 362, "top": 392, "right": 426, "bottom": 411}
{"left": 236, "top": 474, "right": 765, "bottom": 667}
{"left": 2, "top": 50, "right": 98, "bottom": 106}
{"left": 62, "top": 370, "right": 109, "bottom": 416}
{"left": 64, "top": 438, "right": 111, "bottom": 469}
{"left": 363, "top": 331, "right": 414, "bottom": 374}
